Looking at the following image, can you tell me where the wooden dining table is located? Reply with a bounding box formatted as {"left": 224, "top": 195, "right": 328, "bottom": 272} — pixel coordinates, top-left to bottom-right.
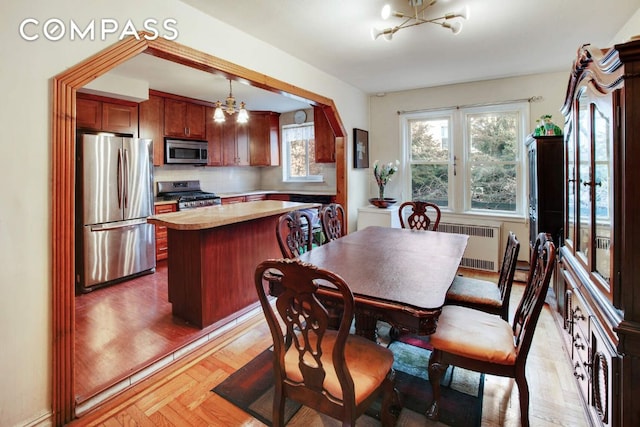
{"left": 296, "top": 225, "right": 469, "bottom": 341}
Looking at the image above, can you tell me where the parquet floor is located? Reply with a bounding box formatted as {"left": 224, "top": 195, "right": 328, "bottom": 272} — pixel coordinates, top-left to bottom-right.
{"left": 72, "top": 266, "right": 589, "bottom": 426}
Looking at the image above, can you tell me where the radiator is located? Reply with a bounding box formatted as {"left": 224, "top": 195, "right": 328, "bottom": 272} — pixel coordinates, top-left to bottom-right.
{"left": 439, "top": 221, "right": 501, "bottom": 272}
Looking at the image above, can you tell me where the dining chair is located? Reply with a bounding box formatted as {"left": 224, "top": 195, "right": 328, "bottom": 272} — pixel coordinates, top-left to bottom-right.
{"left": 445, "top": 231, "right": 521, "bottom": 321}
{"left": 320, "top": 203, "right": 346, "bottom": 243}
{"left": 255, "top": 258, "right": 399, "bottom": 427}
{"left": 276, "top": 209, "right": 314, "bottom": 258}
{"left": 398, "top": 201, "right": 442, "bottom": 231}
{"left": 426, "top": 232, "right": 556, "bottom": 427}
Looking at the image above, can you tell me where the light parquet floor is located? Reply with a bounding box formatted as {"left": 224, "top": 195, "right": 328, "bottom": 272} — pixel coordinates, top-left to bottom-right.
{"left": 71, "top": 269, "right": 589, "bottom": 427}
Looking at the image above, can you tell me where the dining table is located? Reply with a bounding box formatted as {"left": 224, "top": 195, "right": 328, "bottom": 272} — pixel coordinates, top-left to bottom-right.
{"left": 295, "top": 225, "right": 469, "bottom": 341}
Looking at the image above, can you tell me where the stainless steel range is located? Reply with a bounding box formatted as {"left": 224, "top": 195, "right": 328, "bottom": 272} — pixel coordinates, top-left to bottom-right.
{"left": 157, "top": 180, "right": 221, "bottom": 210}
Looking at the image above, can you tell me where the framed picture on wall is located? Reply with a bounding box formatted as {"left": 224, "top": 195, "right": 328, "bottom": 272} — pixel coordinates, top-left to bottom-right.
{"left": 353, "top": 128, "right": 369, "bottom": 169}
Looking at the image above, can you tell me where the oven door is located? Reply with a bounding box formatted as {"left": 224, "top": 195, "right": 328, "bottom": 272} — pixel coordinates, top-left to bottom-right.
{"left": 165, "top": 139, "right": 208, "bottom": 164}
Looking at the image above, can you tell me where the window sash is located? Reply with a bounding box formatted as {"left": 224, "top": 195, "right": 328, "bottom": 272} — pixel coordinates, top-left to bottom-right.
{"left": 402, "top": 102, "right": 528, "bottom": 217}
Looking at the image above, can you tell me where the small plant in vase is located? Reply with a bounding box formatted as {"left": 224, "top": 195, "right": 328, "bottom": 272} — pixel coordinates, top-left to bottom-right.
{"left": 370, "top": 160, "right": 399, "bottom": 208}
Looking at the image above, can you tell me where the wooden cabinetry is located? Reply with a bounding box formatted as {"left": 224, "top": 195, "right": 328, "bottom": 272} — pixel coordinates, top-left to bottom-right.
{"left": 554, "top": 40, "right": 640, "bottom": 427}
{"left": 164, "top": 98, "right": 206, "bottom": 140}
{"left": 245, "top": 193, "right": 267, "bottom": 201}
{"left": 77, "top": 93, "right": 138, "bottom": 136}
{"left": 313, "top": 105, "right": 335, "bottom": 163}
{"left": 154, "top": 203, "right": 176, "bottom": 261}
{"left": 221, "top": 196, "right": 247, "bottom": 205}
{"left": 526, "top": 135, "right": 564, "bottom": 248}
{"left": 206, "top": 106, "right": 223, "bottom": 166}
{"left": 249, "top": 111, "right": 280, "bottom": 166}
{"left": 139, "top": 93, "right": 165, "bottom": 166}
{"left": 222, "top": 120, "right": 250, "bottom": 166}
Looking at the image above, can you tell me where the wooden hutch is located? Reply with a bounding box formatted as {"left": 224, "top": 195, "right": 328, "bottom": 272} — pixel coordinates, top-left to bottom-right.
{"left": 556, "top": 40, "right": 640, "bottom": 426}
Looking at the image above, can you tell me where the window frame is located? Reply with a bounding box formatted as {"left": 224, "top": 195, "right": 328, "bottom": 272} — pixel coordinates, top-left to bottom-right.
{"left": 282, "top": 123, "right": 323, "bottom": 183}
{"left": 401, "top": 102, "right": 529, "bottom": 219}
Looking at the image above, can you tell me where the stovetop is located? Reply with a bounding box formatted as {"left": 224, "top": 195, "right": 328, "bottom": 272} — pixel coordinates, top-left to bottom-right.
{"left": 157, "top": 180, "right": 221, "bottom": 209}
{"left": 160, "top": 190, "right": 218, "bottom": 202}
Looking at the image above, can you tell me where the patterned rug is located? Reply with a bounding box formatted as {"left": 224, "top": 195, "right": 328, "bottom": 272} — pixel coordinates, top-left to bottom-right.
{"left": 212, "top": 339, "right": 483, "bottom": 426}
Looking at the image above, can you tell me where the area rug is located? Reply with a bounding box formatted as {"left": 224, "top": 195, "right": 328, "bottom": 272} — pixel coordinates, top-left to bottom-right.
{"left": 212, "top": 340, "right": 483, "bottom": 426}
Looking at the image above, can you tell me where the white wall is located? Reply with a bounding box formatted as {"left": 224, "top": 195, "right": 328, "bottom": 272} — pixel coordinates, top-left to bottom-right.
{"left": 0, "top": 2, "right": 367, "bottom": 426}
{"left": 368, "top": 71, "right": 569, "bottom": 260}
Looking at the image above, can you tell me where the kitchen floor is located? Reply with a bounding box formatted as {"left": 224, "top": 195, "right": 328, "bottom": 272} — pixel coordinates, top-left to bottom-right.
{"left": 75, "top": 261, "right": 211, "bottom": 402}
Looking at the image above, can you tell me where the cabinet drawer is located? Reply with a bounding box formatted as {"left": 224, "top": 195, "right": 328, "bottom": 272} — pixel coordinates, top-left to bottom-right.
{"left": 245, "top": 194, "right": 266, "bottom": 201}
{"left": 155, "top": 204, "right": 176, "bottom": 261}
{"left": 222, "top": 196, "right": 246, "bottom": 204}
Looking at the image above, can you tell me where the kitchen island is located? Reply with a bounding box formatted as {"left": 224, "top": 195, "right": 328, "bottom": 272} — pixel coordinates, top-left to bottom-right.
{"left": 147, "top": 200, "right": 320, "bottom": 328}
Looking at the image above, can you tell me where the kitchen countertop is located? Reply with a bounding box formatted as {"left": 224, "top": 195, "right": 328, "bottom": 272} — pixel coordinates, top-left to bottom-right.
{"left": 147, "top": 200, "right": 320, "bottom": 230}
{"left": 216, "top": 190, "right": 336, "bottom": 198}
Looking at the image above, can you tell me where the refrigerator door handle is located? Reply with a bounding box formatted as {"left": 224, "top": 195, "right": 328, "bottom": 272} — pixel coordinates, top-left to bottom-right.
{"left": 89, "top": 218, "right": 148, "bottom": 231}
{"left": 117, "top": 148, "right": 124, "bottom": 209}
{"left": 123, "top": 148, "right": 129, "bottom": 209}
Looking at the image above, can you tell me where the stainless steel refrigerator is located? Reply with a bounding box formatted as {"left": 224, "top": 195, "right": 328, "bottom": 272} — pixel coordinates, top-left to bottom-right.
{"left": 76, "top": 133, "right": 156, "bottom": 292}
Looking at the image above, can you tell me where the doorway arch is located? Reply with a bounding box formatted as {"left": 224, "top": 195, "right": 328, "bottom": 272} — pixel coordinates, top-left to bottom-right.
{"left": 52, "top": 34, "right": 347, "bottom": 425}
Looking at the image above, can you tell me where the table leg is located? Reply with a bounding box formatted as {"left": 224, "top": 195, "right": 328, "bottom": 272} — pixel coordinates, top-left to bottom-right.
{"left": 354, "top": 312, "right": 379, "bottom": 341}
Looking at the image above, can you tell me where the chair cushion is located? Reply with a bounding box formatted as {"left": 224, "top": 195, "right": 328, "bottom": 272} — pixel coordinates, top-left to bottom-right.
{"left": 446, "top": 276, "right": 502, "bottom": 307}
{"left": 284, "top": 331, "right": 394, "bottom": 402}
{"left": 430, "top": 305, "right": 517, "bottom": 365}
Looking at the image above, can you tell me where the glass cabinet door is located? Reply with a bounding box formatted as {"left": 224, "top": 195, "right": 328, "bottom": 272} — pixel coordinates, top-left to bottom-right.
{"left": 566, "top": 116, "right": 576, "bottom": 247}
{"left": 592, "top": 99, "right": 612, "bottom": 286}
{"left": 576, "top": 92, "right": 591, "bottom": 263}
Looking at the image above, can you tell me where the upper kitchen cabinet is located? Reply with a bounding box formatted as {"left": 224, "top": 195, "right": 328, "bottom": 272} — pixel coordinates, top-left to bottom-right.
{"left": 206, "top": 106, "right": 223, "bottom": 166}
{"left": 139, "top": 92, "right": 165, "bottom": 166}
{"left": 164, "top": 97, "right": 206, "bottom": 140}
{"left": 314, "top": 105, "right": 336, "bottom": 163}
{"left": 77, "top": 93, "right": 138, "bottom": 136}
{"left": 222, "top": 119, "right": 250, "bottom": 166}
{"left": 249, "top": 111, "right": 280, "bottom": 166}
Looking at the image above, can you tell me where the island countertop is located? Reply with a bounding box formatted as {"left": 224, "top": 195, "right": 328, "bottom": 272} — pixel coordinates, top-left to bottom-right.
{"left": 147, "top": 200, "right": 320, "bottom": 230}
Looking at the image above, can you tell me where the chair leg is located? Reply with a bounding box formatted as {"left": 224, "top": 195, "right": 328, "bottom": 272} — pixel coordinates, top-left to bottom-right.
{"left": 426, "top": 350, "right": 448, "bottom": 421}
{"left": 515, "top": 372, "right": 530, "bottom": 427}
{"left": 380, "top": 371, "right": 401, "bottom": 427}
{"left": 272, "top": 386, "right": 285, "bottom": 427}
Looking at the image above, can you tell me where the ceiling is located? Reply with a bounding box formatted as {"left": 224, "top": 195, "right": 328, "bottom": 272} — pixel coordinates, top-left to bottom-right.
{"left": 107, "top": 0, "right": 640, "bottom": 111}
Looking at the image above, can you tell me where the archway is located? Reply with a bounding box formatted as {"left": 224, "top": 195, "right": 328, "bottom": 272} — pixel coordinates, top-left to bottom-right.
{"left": 52, "top": 34, "right": 347, "bottom": 425}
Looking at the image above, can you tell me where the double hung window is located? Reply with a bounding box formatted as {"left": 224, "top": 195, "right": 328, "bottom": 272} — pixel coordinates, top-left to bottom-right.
{"left": 402, "top": 102, "right": 528, "bottom": 216}
{"left": 282, "top": 123, "right": 323, "bottom": 182}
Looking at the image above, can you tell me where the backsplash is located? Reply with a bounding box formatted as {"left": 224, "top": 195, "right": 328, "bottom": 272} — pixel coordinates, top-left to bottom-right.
{"left": 153, "top": 165, "right": 261, "bottom": 195}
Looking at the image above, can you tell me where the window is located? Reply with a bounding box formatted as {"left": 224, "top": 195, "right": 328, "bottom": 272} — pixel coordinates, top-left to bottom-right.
{"left": 402, "top": 102, "right": 528, "bottom": 216}
{"left": 282, "top": 123, "right": 323, "bottom": 182}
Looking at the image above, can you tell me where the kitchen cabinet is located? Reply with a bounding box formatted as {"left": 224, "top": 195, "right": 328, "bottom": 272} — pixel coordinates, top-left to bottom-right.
{"left": 77, "top": 93, "right": 138, "bottom": 136}
{"left": 164, "top": 97, "right": 206, "bottom": 140}
{"left": 266, "top": 194, "right": 290, "bottom": 201}
{"left": 314, "top": 105, "right": 335, "bottom": 163}
{"left": 222, "top": 120, "right": 250, "bottom": 166}
{"left": 139, "top": 93, "right": 165, "bottom": 166}
{"left": 206, "top": 106, "right": 224, "bottom": 166}
{"left": 154, "top": 203, "right": 176, "bottom": 261}
{"left": 249, "top": 111, "right": 280, "bottom": 166}
{"left": 245, "top": 193, "right": 267, "bottom": 201}
{"left": 221, "top": 196, "right": 246, "bottom": 204}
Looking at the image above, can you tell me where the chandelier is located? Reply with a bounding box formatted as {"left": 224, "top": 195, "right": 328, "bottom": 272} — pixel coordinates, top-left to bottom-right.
{"left": 213, "top": 79, "right": 249, "bottom": 123}
{"left": 371, "top": 0, "right": 469, "bottom": 41}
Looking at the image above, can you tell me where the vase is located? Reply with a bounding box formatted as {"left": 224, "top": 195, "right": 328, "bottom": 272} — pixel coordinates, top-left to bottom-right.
{"left": 369, "top": 197, "right": 397, "bottom": 208}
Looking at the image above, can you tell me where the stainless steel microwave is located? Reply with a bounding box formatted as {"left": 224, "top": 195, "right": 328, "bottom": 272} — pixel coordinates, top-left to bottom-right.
{"left": 165, "top": 139, "right": 208, "bottom": 164}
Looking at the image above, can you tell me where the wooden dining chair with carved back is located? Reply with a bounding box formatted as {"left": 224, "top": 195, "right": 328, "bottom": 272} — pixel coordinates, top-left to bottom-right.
{"left": 426, "top": 232, "right": 556, "bottom": 427}
{"left": 255, "top": 258, "right": 399, "bottom": 427}
{"left": 276, "top": 209, "right": 314, "bottom": 258}
{"left": 445, "top": 231, "right": 521, "bottom": 321}
{"left": 320, "top": 203, "right": 346, "bottom": 243}
{"left": 398, "top": 201, "right": 442, "bottom": 231}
